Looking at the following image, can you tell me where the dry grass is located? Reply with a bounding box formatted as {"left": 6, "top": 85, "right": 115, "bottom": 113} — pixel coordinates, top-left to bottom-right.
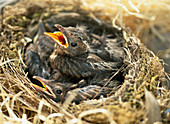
{"left": 81, "top": 0, "right": 170, "bottom": 42}
{"left": 0, "top": 0, "right": 169, "bottom": 123}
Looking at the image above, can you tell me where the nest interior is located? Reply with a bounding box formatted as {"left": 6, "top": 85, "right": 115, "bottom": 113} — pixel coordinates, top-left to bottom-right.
{"left": 0, "top": 0, "right": 169, "bottom": 123}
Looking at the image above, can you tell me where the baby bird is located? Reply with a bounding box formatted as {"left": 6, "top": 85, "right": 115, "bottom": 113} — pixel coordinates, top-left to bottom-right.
{"left": 24, "top": 22, "right": 55, "bottom": 79}
{"left": 45, "top": 24, "right": 124, "bottom": 82}
{"left": 30, "top": 76, "right": 114, "bottom": 104}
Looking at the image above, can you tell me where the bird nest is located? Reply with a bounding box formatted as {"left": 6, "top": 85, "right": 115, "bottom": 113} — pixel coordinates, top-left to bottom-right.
{"left": 0, "top": 0, "right": 169, "bottom": 123}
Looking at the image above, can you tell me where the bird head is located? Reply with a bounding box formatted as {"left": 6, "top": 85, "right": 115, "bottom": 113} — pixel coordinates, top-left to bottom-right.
{"left": 30, "top": 76, "right": 66, "bottom": 103}
{"left": 44, "top": 24, "right": 89, "bottom": 57}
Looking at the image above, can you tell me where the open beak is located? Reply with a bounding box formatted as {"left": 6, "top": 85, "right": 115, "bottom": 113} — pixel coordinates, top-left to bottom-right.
{"left": 44, "top": 24, "right": 69, "bottom": 48}
{"left": 30, "top": 76, "right": 56, "bottom": 98}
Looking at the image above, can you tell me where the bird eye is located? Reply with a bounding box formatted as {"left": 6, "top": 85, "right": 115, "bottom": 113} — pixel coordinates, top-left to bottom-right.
{"left": 78, "top": 37, "right": 81, "bottom": 40}
{"left": 56, "top": 90, "right": 62, "bottom": 94}
{"left": 71, "top": 42, "right": 77, "bottom": 47}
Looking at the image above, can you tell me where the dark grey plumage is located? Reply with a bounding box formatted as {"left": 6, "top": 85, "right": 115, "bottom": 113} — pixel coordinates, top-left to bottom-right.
{"left": 47, "top": 24, "right": 124, "bottom": 82}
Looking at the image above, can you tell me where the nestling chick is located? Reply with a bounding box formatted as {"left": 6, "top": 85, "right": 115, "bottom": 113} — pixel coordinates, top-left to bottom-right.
{"left": 24, "top": 22, "right": 54, "bottom": 79}
{"left": 45, "top": 24, "right": 122, "bottom": 81}
{"left": 31, "top": 76, "right": 114, "bottom": 104}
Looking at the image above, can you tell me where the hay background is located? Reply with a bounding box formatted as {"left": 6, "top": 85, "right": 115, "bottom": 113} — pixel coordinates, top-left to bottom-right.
{"left": 0, "top": 0, "right": 169, "bottom": 123}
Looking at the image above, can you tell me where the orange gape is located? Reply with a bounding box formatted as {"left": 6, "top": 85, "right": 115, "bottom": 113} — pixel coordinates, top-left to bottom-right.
{"left": 44, "top": 32, "right": 68, "bottom": 48}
